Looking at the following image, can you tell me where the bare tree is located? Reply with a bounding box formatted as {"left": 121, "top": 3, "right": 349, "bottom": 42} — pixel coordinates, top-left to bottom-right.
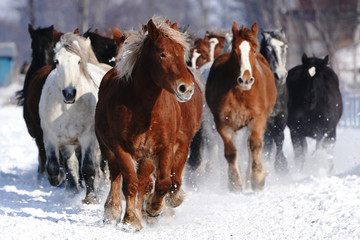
{"left": 78, "top": 0, "right": 89, "bottom": 33}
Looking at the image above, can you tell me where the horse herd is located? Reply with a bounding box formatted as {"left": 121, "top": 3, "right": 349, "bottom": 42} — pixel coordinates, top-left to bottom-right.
{"left": 15, "top": 16, "right": 343, "bottom": 231}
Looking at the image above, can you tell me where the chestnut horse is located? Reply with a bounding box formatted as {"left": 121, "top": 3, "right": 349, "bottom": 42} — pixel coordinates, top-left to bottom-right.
{"left": 206, "top": 22, "right": 276, "bottom": 191}
{"left": 95, "top": 17, "right": 203, "bottom": 230}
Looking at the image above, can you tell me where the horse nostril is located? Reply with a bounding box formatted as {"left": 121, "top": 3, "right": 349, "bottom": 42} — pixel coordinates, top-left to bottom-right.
{"left": 237, "top": 77, "right": 243, "bottom": 84}
{"left": 248, "top": 77, "right": 254, "bottom": 84}
{"left": 274, "top": 73, "right": 279, "bottom": 80}
{"left": 178, "top": 84, "right": 187, "bottom": 94}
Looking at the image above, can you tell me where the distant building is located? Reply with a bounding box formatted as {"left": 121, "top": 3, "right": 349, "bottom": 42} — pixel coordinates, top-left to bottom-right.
{"left": 0, "top": 42, "right": 17, "bottom": 86}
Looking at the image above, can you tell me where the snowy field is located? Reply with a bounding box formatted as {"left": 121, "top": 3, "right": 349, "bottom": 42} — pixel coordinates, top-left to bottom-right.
{"left": 0, "top": 83, "right": 360, "bottom": 239}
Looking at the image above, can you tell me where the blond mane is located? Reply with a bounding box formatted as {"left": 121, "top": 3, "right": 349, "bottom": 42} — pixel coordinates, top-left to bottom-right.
{"left": 116, "top": 16, "right": 190, "bottom": 81}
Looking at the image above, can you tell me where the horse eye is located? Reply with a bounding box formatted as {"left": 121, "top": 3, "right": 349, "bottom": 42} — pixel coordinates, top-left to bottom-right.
{"left": 78, "top": 60, "right": 81, "bottom": 64}
{"left": 160, "top": 53, "right": 166, "bottom": 59}
{"left": 55, "top": 59, "right": 59, "bottom": 65}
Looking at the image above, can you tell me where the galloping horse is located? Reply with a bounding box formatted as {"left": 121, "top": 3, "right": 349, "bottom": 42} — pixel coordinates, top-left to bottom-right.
{"left": 260, "top": 29, "right": 289, "bottom": 173}
{"left": 206, "top": 22, "right": 276, "bottom": 191}
{"left": 95, "top": 16, "right": 203, "bottom": 230}
{"left": 16, "top": 24, "right": 56, "bottom": 175}
{"left": 287, "top": 54, "right": 342, "bottom": 171}
{"left": 24, "top": 25, "right": 123, "bottom": 179}
{"left": 39, "top": 32, "right": 110, "bottom": 203}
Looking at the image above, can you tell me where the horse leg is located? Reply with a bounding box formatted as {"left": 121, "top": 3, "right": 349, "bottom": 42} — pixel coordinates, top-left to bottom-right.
{"left": 290, "top": 130, "right": 307, "bottom": 170}
{"left": 136, "top": 158, "right": 155, "bottom": 222}
{"left": 102, "top": 147, "right": 122, "bottom": 224}
{"left": 218, "top": 126, "right": 242, "bottom": 191}
{"left": 166, "top": 140, "right": 191, "bottom": 208}
{"left": 114, "top": 145, "right": 142, "bottom": 230}
{"left": 318, "top": 130, "right": 336, "bottom": 173}
{"left": 60, "top": 145, "right": 81, "bottom": 194}
{"left": 273, "top": 125, "right": 288, "bottom": 174}
{"left": 263, "top": 122, "right": 274, "bottom": 159}
{"left": 44, "top": 142, "right": 65, "bottom": 187}
{"left": 35, "top": 133, "right": 47, "bottom": 175}
{"left": 146, "top": 146, "right": 173, "bottom": 216}
{"left": 246, "top": 117, "right": 267, "bottom": 191}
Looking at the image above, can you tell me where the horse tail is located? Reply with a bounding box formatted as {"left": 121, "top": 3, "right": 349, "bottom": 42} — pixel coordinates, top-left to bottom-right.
{"left": 15, "top": 89, "right": 25, "bottom": 106}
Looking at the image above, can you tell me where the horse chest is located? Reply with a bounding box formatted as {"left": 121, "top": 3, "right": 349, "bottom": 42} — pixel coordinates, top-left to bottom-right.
{"left": 219, "top": 99, "right": 254, "bottom": 130}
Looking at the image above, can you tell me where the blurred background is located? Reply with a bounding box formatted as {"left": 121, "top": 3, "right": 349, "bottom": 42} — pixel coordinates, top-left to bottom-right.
{"left": 0, "top": 0, "right": 360, "bottom": 92}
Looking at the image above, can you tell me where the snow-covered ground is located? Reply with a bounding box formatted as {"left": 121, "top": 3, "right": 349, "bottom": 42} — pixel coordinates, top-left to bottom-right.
{"left": 0, "top": 83, "right": 360, "bottom": 239}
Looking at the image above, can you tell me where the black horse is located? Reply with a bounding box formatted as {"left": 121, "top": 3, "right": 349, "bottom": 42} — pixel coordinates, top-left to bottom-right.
{"left": 287, "top": 54, "right": 343, "bottom": 171}
{"left": 16, "top": 24, "right": 56, "bottom": 175}
{"left": 16, "top": 24, "right": 54, "bottom": 106}
{"left": 260, "top": 29, "right": 289, "bottom": 173}
{"left": 82, "top": 29, "right": 119, "bottom": 67}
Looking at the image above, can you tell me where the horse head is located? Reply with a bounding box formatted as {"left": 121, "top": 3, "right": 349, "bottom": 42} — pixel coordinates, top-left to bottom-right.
{"left": 301, "top": 53, "right": 329, "bottom": 109}
{"left": 231, "top": 22, "right": 259, "bottom": 91}
{"left": 28, "top": 24, "right": 54, "bottom": 65}
{"left": 83, "top": 29, "right": 118, "bottom": 66}
{"left": 261, "top": 28, "right": 288, "bottom": 85}
{"left": 146, "top": 18, "right": 195, "bottom": 102}
{"left": 54, "top": 33, "right": 92, "bottom": 104}
{"left": 189, "top": 37, "right": 211, "bottom": 69}
{"left": 206, "top": 31, "right": 226, "bottom": 61}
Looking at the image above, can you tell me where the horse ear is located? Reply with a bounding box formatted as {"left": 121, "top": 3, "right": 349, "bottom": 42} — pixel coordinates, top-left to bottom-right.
{"left": 302, "top": 53, "right": 308, "bottom": 64}
{"left": 28, "top": 24, "right": 35, "bottom": 36}
{"left": 147, "top": 19, "right": 159, "bottom": 40}
{"left": 232, "top": 22, "right": 238, "bottom": 35}
{"left": 165, "top": 19, "right": 171, "bottom": 25}
{"left": 323, "top": 55, "right": 329, "bottom": 65}
{"left": 74, "top": 28, "right": 80, "bottom": 35}
{"left": 251, "top": 22, "right": 258, "bottom": 36}
{"left": 113, "top": 28, "right": 125, "bottom": 46}
{"left": 172, "top": 22, "right": 178, "bottom": 31}
{"left": 53, "top": 29, "right": 63, "bottom": 44}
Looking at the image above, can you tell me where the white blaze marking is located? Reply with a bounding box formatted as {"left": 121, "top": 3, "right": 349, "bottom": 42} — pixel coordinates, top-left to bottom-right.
{"left": 308, "top": 66, "right": 316, "bottom": 77}
{"left": 209, "top": 38, "right": 219, "bottom": 61}
{"left": 239, "top": 41, "right": 252, "bottom": 78}
{"left": 191, "top": 49, "right": 201, "bottom": 68}
{"left": 270, "top": 38, "right": 287, "bottom": 75}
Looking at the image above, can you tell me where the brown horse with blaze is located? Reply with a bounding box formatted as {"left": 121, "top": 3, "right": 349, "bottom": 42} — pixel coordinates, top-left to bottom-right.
{"left": 205, "top": 22, "right": 276, "bottom": 192}
{"left": 95, "top": 17, "right": 203, "bottom": 230}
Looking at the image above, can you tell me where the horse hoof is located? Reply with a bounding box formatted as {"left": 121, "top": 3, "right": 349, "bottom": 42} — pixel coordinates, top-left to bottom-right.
{"left": 145, "top": 195, "right": 164, "bottom": 217}
{"left": 251, "top": 178, "right": 265, "bottom": 192}
{"left": 82, "top": 194, "right": 99, "bottom": 205}
{"left": 166, "top": 188, "right": 185, "bottom": 208}
{"left": 228, "top": 179, "right": 243, "bottom": 192}
{"left": 145, "top": 209, "right": 160, "bottom": 217}
{"left": 121, "top": 215, "right": 143, "bottom": 231}
{"left": 275, "top": 160, "right": 288, "bottom": 175}
{"left": 47, "top": 171, "right": 65, "bottom": 187}
{"left": 104, "top": 204, "right": 122, "bottom": 224}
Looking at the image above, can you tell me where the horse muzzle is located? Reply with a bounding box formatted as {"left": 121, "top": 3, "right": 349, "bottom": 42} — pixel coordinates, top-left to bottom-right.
{"left": 174, "top": 82, "right": 195, "bottom": 102}
{"left": 275, "top": 71, "right": 288, "bottom": 85}
{"left": 62, "top": 87, "right": 77, "bottom": 104}
{"left": 237, "top": 76, "right": 255, "bottom": 91}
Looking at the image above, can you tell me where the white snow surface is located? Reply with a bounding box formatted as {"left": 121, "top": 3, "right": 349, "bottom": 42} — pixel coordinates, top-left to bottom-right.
{"left": 0, "top": 84, "right": 360, "bottom": 240}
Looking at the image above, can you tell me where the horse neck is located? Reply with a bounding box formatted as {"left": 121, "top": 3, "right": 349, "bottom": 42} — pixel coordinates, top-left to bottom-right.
{"left": 131, "top": 57, "right": 163, "bottom": 108}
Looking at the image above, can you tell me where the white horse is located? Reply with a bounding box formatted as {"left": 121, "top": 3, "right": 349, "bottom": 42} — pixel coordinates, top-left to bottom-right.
{"left": 39, "top": 32, "right": 111, "bottom": 204}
